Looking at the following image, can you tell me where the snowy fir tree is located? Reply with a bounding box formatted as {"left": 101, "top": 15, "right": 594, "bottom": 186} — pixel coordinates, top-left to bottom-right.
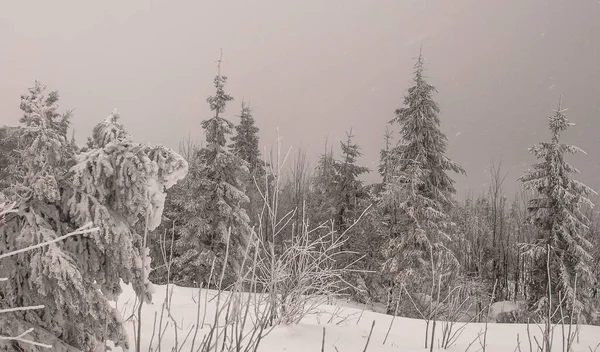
{"left": 334, "top": 128, "right": 370, "bottom": 234}
{"left": 230, "top": 101, "right": 266, "bottom": 226}
{"left": 173, "top": 63, "right": 253, "bottom": 288}
{"left": 381, "top": 51, "right": 464, "bottom": 310}
{"left": 310, "top": 140, "right": 338, "bottom": 227}
{"left": 519, "top": 99, "right": 597, "bottom": 320}
{"left": 328, "top": 130, "right": 377, "bottom": 302}
{"left": 147, "top": 138, "right": 202, "bottom": 285}
{"left": 0, "top": 82, "right": 188, "bottom": 350}
{"left": 389, "top": 50, "right": 465, "bottom": 205}
{"left": 230, "top": 101, "right": 263, "bottom": 177}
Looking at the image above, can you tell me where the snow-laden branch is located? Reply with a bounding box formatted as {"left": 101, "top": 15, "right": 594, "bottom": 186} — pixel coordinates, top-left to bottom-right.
{"left": 0, "top": 201, "right": 18, "bottom": 218}
{"left": 0, "top": 305, "right": 45, "bottom": 315}
{"left": 0, "top": 328, "right": 53, "bottom": 348}
{"left": 0, "top": 211, "right": 100, "bottom": 349}
{"left": 0, "top": 222, "right": 98, "bottom": 261}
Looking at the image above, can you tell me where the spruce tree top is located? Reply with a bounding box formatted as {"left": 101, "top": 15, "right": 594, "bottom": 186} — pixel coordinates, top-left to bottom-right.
{"left": 17, "top": 81, "right": 75, "bottom": 203}
{"left": 520, "top": 100, "right": 596, "bottom": 211}
{"left": 339, "top": 128, "right": 370, "bottom": 184}
{"left": 203, "top": 71, "right": 234, "bottom": 149}
{"left": 230, "top": 102, "right": 262, "bottom": 173}
{"left": 390, "top": 50, "right": 464, "bottom": 202}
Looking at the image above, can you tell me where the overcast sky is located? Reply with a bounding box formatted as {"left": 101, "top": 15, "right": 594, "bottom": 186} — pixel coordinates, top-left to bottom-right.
{"left": 1, "top": 0, "right": 599, "bottom": 199}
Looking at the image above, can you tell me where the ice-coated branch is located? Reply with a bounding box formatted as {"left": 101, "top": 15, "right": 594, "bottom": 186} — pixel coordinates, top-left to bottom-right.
{"left": 0, "top": 305, "right": 45, "bottom": 315}
{"left": 0, "top": 328, "right": 53, "bottom": 349}
{"left": 0, "top": 222, "right": 98, "bottom": 261}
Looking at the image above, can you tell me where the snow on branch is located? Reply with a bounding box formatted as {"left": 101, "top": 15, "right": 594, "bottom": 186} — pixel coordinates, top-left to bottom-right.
{"left": 0, "top": 208, "right": 100, "bottom": 349}
{"left": 0, "top": 222, "right": 98, "bottom": 261}
{"left": 0, "top": 305, "right": 45, "bottom": 315}
{"left": 0, "top": 328, "right": 53, "bottom": 349}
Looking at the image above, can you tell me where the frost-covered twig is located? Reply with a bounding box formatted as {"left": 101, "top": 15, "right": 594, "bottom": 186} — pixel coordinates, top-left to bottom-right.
{"left": 252, "top": 137, "right": 371, "bottom": 326}
{"left": 429, "top": 275, "right": 442, "bottom": 352}
{"left": 0, "top": 221, "right": 97, "bottom": 261}
{"left": 383, "top": 294, "right": 400, "bottom": 345}
{"left": 0, "top": 305, "right": 45, "bottom": 315}
{"left": 0, "top": 328, "right": 52, "bottom": 349}
{"left": 441, "top": 282, "right": 484, "bottom": 349}
{"left": 515, "top": 334, "right": 522, "bottom": 352}
{"left": 481, "top": 279, "right": 497, "bottom": 352}
{"left": 526, "top": 319, "right": 533, "bottom": 352}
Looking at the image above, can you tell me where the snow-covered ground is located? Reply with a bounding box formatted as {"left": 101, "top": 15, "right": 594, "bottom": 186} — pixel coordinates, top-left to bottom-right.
{"left": 110, "top": 284, "right": 600, "bottom": 351}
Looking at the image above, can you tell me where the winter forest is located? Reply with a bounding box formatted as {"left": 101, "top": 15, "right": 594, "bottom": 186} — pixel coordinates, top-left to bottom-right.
{"left": 1, "top": 2, "right": 600, "bottom": 352}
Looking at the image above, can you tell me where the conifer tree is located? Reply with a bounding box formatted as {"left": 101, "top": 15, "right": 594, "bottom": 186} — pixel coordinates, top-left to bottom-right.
{"left": 148, "top": 138, "right": 202, "bottom": 285}
{"left": 230, "top": 102, "right": 266, "bottom": 226}
{"left": 311, "top": 139, "right": 338, "bottom": 226}
{"left": 0, "top": 82, "right": 187, "bottom": 350}
{"left": 173, "top": 57, "right": 252, "bottom": 288}
{"left": 335, "top": 128, "right": 370, "bottom": 233}
{"left": 519, "top": 99, "right": 597, "bottom": 320}
{"left": 231, "top": 102, "right": 263, "bottom": 176}
{"left": 378, "top": 126, "right": 394, "bottom": 185}
{"left": 381, "top": 51, "right": 464, "bottom": 310}
{"left": 389, "top": 50, "right": 465, "bottom": 204}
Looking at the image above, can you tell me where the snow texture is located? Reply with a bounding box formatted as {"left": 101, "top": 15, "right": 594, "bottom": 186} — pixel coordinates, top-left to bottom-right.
{"left": 108, "top": 284, "right": 600, "bottom": 352}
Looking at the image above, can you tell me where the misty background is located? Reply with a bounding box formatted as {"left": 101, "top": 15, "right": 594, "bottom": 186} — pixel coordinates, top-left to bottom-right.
{"left": 1, "top": 0, "right": 599, "bottom": 198}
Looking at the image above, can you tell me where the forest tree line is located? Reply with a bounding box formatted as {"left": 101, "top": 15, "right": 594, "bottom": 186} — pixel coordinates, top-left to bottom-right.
{"left": 0, "top": 51, "right": 599, "bottom": 350}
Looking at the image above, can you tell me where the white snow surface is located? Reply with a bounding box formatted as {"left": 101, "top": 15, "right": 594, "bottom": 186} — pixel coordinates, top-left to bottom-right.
{"left": 108, "top": 284, "right": 600, "bottom": 351}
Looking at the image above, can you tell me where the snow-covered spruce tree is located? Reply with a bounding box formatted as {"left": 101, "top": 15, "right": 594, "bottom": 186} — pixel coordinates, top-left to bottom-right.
{"left": 310, "top": 140, "right": 338, "bottom": 228}
{"left": 332, "top": 130, "right": 378, "bottom": 302}
{"left": 230, "top": 102, "right": 263, "bottom": 177}
{"left": 173, "top": 65, "right": 252, "bottom": 288}
{"left": 381, "top": 51, "right": 464, "bottom": 313}
{"left": 519, "top": 100, "right": 597, "bottom": 321}
{"left": 389, "top": 51, "right": 465, "bottom": 205}
{"left": 230, "top": 102, "right": 267, "bottom": 227}
{"left": 0, "top": 82, "right": 187, "bottom": 350}
{"left": 335, "top": 128, "right": 370, "bottom": 234}
{"left": 343, "top": 186, "right": 388, "bottom": 304}
{"left": 148, "top": 138, "right": 202, "bottom": 285}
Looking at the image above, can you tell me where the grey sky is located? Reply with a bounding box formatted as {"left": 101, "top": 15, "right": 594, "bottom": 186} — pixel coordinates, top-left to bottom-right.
{"left": 1, "top": 0, "right": 599, "bottom": 198}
